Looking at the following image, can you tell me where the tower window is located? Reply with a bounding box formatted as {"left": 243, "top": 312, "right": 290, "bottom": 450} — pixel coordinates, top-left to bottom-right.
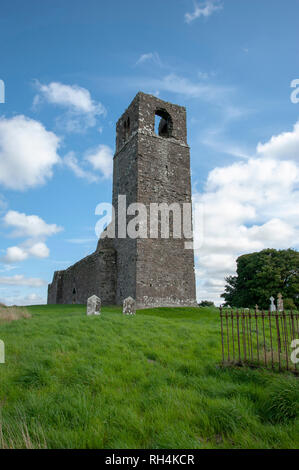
{"left": 123, "top": 116, "right": 130, "bottom": 142}
{"left": 127, "top": 116, "right": 130, "bottom": 133}
{"left": 154, "top": 109, "right": 172, "bottom": 138}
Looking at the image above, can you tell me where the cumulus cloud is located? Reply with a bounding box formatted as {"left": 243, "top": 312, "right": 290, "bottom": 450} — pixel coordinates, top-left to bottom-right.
{"left": 257, "top": 121, "right": 299, "bottom": 161}
{"left": 64, "top": 152, "right": 99, "bottom": 183}
{"left": 85, "top": 145, "right": 113, "bottom": 179}
{"left": 2, "top": 242, "right": 50, "bottom": 263}
{"left": 1, "top": 211, "right": 62, "bottom": 264}
{"left": 64, "top": 145, "right": 113, "bottom": 182}
{"left": 0, "top": 115, "right": 60, "bottom": 191}
{"left": 194, "top": 123, "right": 299, "bottom": 305}
{"left": 2, "top": 246, "right": 29, "bottom": 263}
{"left": 3, "top": 210, "right": 62, "bottom": 238}
{"left": 34, "top": 81, "right": 106, "bottom": 133}
{"left": 0, "top": 275, "right": 47, "bottom": 287}
{"left": 185, "top": 0, "right": 223, "bottom": 23}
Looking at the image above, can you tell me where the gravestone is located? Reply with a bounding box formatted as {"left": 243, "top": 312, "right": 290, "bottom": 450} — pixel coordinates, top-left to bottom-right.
{"left": 277, "top": 293, "right": 284, "bottom": 312}
{"left": 123, "top": 297, "right": 136, "bottom": 315}
{"left": 270, "top": 296, "right": 276, "bottom": 312}
{"left": 87, "top": 295, "right": 101, "bottom": 316}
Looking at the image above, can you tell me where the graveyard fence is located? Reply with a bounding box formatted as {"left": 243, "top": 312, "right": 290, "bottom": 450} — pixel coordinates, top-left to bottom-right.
{"left": 220, "top": 308, "right": 299, "bottom": 373}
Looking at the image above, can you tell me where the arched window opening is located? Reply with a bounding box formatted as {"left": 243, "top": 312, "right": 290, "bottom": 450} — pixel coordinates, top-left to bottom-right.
{"left": 154, "top": 109, "right": 172, "bottom": 138}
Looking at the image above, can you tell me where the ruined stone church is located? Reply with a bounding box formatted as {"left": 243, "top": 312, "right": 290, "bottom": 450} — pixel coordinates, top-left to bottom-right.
{"left": 48, "top": 92, "right": 197, "bottom": 308}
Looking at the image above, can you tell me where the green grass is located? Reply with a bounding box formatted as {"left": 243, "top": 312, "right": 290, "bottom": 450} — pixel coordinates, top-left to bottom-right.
{"left": 0, "top": 304, "right": 298, "bottom": 449}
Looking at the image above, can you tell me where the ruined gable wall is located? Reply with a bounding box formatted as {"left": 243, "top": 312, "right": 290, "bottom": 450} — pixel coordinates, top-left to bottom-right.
{"left": 47, "top": 248, "right": 116, "bottom": 305}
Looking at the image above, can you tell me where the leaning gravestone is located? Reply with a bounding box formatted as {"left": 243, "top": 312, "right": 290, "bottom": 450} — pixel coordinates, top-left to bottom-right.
{"left": 277, "top": 293, "right": 284, "bottom": 312}
{"left": 123, "top": 297, "right": 136, "bottom": 315}
{"left": 87, "top": 295, "right": 101, "bottom": 316}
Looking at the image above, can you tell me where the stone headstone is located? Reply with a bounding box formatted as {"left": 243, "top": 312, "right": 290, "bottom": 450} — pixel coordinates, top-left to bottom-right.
{"left": 277, "top": 293, "right": 284, "bottom": 312}
{"left": 123, "top": 296, "right": 136, "bottom": 315}
{"left": 270, "top": 296, "right": 276, "bottom": 312}
{"left": 87, "top": 295, "right": 101, "bottom": 316}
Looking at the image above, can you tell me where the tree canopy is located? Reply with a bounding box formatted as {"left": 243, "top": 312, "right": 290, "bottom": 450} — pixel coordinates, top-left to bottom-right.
{"left": 221, "top": 249, "right": 299, "bottom": 309}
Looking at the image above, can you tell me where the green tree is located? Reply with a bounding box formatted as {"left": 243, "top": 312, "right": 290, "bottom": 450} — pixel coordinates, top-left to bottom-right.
{"left": 221, "top": 249, "right": 299, "bottom": 309}
{"left": 198, "top": 300, "right": 215, "bottom": 307}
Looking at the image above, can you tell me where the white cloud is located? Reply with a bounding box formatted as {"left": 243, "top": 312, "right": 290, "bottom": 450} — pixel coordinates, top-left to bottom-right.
{"left": 194, "top": 122, "right": 299, "bottom": 304}
{"left": 257, "top": 121, "right": 299, "bottom": 161}
{"left": 0, "top": 292, "right": 46, "bottom": 306}
{"left": 64, "top": 152, "right": 98, "bottom": 183}
{"left": 34, "top": 81, "right": 104, "bottom": 114}
{"left": 85, "top": 145, "right": 113, "bottom": 179}
{"left": 1, "top": 242, "right": 50, "bottom": 263}
{"left": 0, "top": 115, "right": 60, "bottom": 191}
{"left": 27, "top": 242, "right": 50, "bottom": 259}
{"left": 2, "top": 246, "right": 29, "bottom": 263}
{"left": 136, "top": 52, "right": 162, "bottom": 67}
{"left": 64, "top": 145, "right": 113, "bottom": 182}
{"left": 34, "top": 81, "right": 106, "bottom": 133}
{"left": 0, "top": 264, "right": 18, "bottom": 273}
{"left": 1, "top": 211, "right": 62, "bottom": 264}
{"left": 131, "top": 73, "right": 232, "bottom": 105}
{"left": 0, "top": 275, "right": 46, "bottom": 287}
{"left": 185, "top": 0, "right": 223, "bottom": 23}
{"left": 4, "top": 210, "right": 62, "bottom": 238}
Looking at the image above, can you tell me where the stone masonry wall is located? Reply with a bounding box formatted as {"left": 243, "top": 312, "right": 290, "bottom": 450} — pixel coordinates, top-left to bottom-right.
{"left": 113, "top": 115, "right": 138, "bottom": 304}
{"left": 136, "top": 94, "right": 196, "bottom": 307}
{"left": 47, "top": 246, "right": 116, "bottom": 305}
{"left": 114, "top": 92, "right": 197, "bottom": 308}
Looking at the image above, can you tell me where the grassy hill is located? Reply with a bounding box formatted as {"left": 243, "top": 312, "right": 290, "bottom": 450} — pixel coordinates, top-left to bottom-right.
{"left": 0, "top": 304, "right": 298, "bottom": 449}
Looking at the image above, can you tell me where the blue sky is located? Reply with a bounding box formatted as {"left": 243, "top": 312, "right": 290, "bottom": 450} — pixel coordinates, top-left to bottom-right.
{"left": 0, "top": 0, "right": 299, "bottom": 305}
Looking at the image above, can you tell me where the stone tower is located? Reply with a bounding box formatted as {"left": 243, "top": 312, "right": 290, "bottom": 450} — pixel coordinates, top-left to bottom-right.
{"left": 48, "top": 92, "right": 197, "bottom": 308}
{"left": 112, "top": 92, "right": 196, "bottom": 307}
